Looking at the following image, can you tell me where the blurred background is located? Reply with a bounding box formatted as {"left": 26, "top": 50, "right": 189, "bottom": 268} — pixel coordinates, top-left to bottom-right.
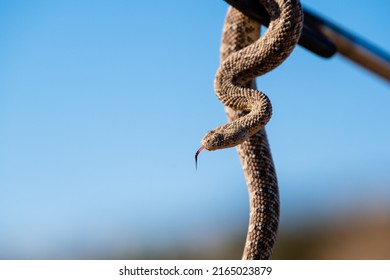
{"left": 1, "top": 0, "right": 389, "bottom": 259}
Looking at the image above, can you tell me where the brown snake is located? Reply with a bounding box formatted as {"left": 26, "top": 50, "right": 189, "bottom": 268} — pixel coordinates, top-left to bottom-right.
{"left": 196, "top": 0, "right": 303, "bottom": 259}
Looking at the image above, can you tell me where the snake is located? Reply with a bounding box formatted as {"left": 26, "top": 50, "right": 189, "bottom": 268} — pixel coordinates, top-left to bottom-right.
{"left": 196, "top": 0, "right": 303, "bottom": 259}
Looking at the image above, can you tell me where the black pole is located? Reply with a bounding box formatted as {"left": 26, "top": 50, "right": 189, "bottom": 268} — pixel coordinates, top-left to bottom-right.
{"left": 224, "top": 0, "right": 390, "bottom": 82}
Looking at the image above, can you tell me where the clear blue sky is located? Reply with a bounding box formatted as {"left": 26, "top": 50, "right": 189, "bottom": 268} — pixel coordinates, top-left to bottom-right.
{"left": 1, "top": 0, "right": 389, "bottom": 258}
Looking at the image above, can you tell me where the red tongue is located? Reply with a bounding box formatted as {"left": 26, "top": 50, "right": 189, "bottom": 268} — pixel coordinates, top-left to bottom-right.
{"left": 195, "top": 146, "right": 205, "bottom": 170}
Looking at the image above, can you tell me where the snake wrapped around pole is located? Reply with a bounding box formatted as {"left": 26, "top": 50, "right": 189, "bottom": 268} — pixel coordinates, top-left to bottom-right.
{"left": 196, "top": 0, "right": 303, "bottom": 259}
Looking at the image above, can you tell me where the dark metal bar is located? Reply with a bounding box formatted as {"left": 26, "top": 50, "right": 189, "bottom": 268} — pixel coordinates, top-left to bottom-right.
{"left": 224, "top": 0, "right": 390, "bottom": 82}
{"left": 304, "top": 9, "right": 390, "bottom": 82}
{"left": 224, "top": 0, "right": 337, "bottom": 58}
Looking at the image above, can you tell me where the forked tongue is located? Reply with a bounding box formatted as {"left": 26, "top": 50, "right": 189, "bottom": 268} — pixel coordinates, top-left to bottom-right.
{"left": 195, "top": 146, "right": 205, "bottom": 170}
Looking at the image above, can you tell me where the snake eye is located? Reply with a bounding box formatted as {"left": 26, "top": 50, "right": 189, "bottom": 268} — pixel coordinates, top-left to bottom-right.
{"left": 201, "top": 130, "right": 225, "bottom": 151}
{"left": 213, "top": 132, "right": 224, "bottom": 143}
{"left": 207, "top": 130, "right": 224, "bottom": 142}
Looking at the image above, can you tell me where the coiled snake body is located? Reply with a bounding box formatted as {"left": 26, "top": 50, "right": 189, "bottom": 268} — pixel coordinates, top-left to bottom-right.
{"left": 197, "top": 0, "right": 303, "bottom": 259}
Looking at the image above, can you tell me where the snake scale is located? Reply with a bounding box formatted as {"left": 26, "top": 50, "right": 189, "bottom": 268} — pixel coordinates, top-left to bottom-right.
{"left": 196, "top": 0, "right": 303, "bottom": 259}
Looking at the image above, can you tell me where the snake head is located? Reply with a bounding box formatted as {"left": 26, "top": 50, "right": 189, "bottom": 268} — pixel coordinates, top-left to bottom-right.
{"left": 195, "top": 123, "right": 248, "bottom": 169}
{"left": 201, "top": 123, "right": 249, "bottom": 151}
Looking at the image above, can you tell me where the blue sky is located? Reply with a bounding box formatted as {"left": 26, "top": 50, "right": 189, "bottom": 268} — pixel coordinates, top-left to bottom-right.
{"left": 1, "top": 0, "right": 390, "bottom": 258}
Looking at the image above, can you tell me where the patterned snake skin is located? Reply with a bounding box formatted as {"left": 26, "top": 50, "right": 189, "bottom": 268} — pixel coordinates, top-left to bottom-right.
{"left": 197, "top": 0, "right": 303, "bottom": 259}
